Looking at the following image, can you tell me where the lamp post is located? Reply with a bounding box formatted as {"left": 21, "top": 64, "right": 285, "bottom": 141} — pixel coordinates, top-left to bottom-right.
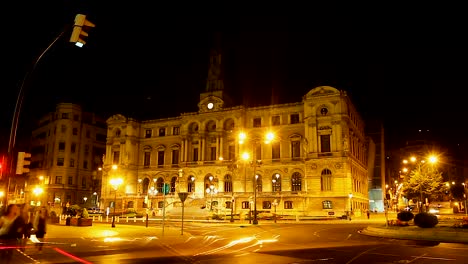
{"left": 230, "top": 196, "right": 235, "bottom": 223}
{"left": 149, "top": 187, "right": 158, "bottom": 216}
{"left": 206, "top": 184, "right": 217, "bottom": 211}
{"left": 272, "top": 173, "right": 280, "bottom": 223}
{"left": 272, "top": 199, "right": 278, "bottom": 223}
{"left": 110, "top": 178, "right": 123, "bottom": 228}
{"left": 239, "top": 131, "right": 275, "bottom": 225}
{"left": 83, "top": 196, "right": 88, "bottom": 206}
{"left": 93, "top": 192, "right": 99, "bottom": 208}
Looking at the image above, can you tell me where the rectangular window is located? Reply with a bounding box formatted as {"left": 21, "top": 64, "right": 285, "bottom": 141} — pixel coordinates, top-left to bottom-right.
{"left": 61, "top": 125, "right": 66, "bottom": 133}
{"left": 84, "top": 145, "right": 89, "bottom": 155}
{"left": 145, "top": 129, "right": 152, "bottom": 138}
{"left": 210, "top": 147, "right": 216, "bottom": 161}
{"left": 68, "top": 176, "right": 73, "bottom": 185}
{"left": 71, "top": 143, "right": 76, "bottom": 153}
{"left": 144, "top": 152, "right": 151, "bottom": 167}
{"left": 272, "top": 116, "right": 280, "bottom": 126}
{"left": 226, "top": 201, "right": 232, "bottom": 209}
{"left": 172, "top": 149, "right": 179, "bottom": 165}
{"left": 57, "top": 158, "right": 64, "bottom": 166}
{"left": 173, "top": 126, "right": 180, "bottom": 135}
{"left": 284, "top": 201, "right": 293, "bottom": 209}
{"left": 158, "top": 151, "right": 164, "bottom": 167}
{"left": 73, "top": 128, "right": 78, "bottom": 135}
{"left": 58, "top": 142, "right": 65, "bottom": 152}
{"left": 253, "top": 117, "right": 261, "bottom": 127}
{"left": 291, "top": 141, "right": 301, "bottom": 159}
{"left": 113, "top": 151, "right": 120, "bottom": 164}
{"left": 62, "top": 113, "right": 69, "bottom": 119}
{"left": 70, "top": 159, "right": 75, "bottom": 167}
{"left": 320, "top": 135, "right": 331, "bottom": 153}
{"left": 83, "top": 161, "right": 88, "bottom": 169}
{"left": 159, "top": 128, "right": 166, "bottom": 136}
{"left": 290, "top": 114, "right": 300, "bottom": 124}
{"left": 74, "top": 114, "right": 79, "bottom": 121}
{"left": 228, "top": 145, "right": 235, "bottom": 161}
{"left": 55, "top": 176, "right": 62, "bottom": 184}
{"left": 86, "top": 130, "right": 90, "bottom": 138}
{"left": 272, "top": 142, "right": 280, "bottom": 160}
{"left": 193, "top": 148, "right": 199, "bottom": 162}
{"left": 242, "top": 201, "right": 250, "bottom": 209}
{"left": 262, "top": 201, "right": 272, "bottom": 209}
{"left": 82, "top": 177, "right": 86, "bottom": 188}
{"left": 255, "top": 144, "right": 262, "bottom": 160}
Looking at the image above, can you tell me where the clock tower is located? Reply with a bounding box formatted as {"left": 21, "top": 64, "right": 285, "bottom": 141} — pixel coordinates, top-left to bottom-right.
{"left": 198, "top": 33, "right": 233, "bottom": 113}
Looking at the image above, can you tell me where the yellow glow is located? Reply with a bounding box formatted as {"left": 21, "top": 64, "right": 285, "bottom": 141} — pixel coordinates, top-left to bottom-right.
{"left": 410, "top": 156, "right": 417, "bottom": 162}
{"left": 110, "top": 178, "right": 123, "bottom": 190}
{"left": 0, "top": 191, "right": 4, "bottom": 197}
{"left": 402, "top": 159, "right": 408, "bottom": 164}
{"left": 33, "top": 186, "right": 44, "bottom": 196}
{"left": 428, "top": 155, "right": 438, "bottom": 164}
{"left": 242, "top": 152, "right": 250, "bottom": 161}
{"left": 39, "top": 175, "right": 44, "bottom": 181}
{"left": 112, "top": 164, "right": 118, "bottom": 170}
{"left": 265, "top": 132, "right": 275, "bottom": 144}
{"left": 402, "top": 168, "right": 408, "bottom": 173}
{"left": 239, "top": 132, "right": 246, "bottom": 144}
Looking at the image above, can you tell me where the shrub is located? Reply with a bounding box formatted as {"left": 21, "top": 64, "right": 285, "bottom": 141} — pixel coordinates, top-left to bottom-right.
{"left": 397, "top": 211, "right": 414, "bottom": 222}
{"left": 81, "top": 208, "right": 89, "bottom": 219}
{"left": 414, "top": 212, "right": 438, "bottom": 228}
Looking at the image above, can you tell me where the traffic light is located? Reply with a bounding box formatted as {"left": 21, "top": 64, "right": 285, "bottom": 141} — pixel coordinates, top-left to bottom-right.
{"left": 16, "top": 152, "right": 31, "bottom": 175}
{"left": 164, "top": 183, "right": 170, "bottom": 195}
{"left": 69, "top": 14, "right": 95, "bottom": 47}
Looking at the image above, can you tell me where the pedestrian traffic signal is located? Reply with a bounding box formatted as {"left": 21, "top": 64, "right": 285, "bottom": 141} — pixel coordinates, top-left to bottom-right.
{"left": 16, "top": 152, "right": 31, "bottom": 174}
{"left": 69, "top": 14, "right": 95, "bottom": 47}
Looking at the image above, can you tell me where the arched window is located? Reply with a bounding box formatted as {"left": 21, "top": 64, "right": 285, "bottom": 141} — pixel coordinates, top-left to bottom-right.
{"left": 142, "top": 178, "right": 150, "bottom": 195}
{"left": 272, "top": 173, "right": 281, "bottom": 192}
{"left": 127, "top": 201, "right": 134, "bottom": 208}
{"left": 224, "top": 174, "right": 232, "bottom": 192}
{"left": 170, "top": 177, "right": 177, "bottom": 193}
{"left": 321, "top": 169, "right": 332, "bottom": 191}
{"left": 156, "top": 177, "right": 164, "bottom": 194}
{"left": 291, "top": 172, "right": 302, "bottom": 191}
{"left": 187, "top": 175, "right": 195, "bottom": 192}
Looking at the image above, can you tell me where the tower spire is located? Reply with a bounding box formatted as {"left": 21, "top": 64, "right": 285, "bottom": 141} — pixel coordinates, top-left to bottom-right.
{"left": 206, "top": 32, "right": 224, "bottom": 92}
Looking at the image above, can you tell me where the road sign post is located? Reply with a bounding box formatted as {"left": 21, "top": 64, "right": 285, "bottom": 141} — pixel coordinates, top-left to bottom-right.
{"left": 178, "top": 192, "right": 188, "bottom": 235}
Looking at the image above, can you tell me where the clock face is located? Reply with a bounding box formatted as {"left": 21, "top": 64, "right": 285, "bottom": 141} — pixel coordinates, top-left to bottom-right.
{"left": 207, "top": 102, "right": 214, "bottom": 109}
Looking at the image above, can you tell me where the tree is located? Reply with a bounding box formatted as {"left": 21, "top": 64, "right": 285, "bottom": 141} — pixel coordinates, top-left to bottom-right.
{"left": 402, "top": 162, "right": 445, "bottom": 204}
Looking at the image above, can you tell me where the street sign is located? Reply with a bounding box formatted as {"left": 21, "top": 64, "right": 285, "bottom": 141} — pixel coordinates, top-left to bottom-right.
{"left": 178, "top": 192, "right": 188, "bottom": 202}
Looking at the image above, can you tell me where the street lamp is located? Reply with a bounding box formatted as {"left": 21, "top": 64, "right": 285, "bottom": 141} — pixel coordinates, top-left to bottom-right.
{"left": 272, "top": 173, "right": 280, "bottom": 223}
{"left": 110, "top": 177, "right": 123, "bottom": 228}
{"left": 149, "top": 186, "right": 158, "bottom": 214}
{"left": 83, "top": 196, "right": 88, "bottom": 206}
{"left": 272, "top": 199, "right": 278, "bottom": 223}
{"left": 239, "top": 131, "right": 275, "bottom": 225}
{"left": 33, "top": 186, "right": 44, "bottom": 207}
{"left": 206, "top": 184, "right": 218, "bottom": 211}
{"left": 93, "top": 192, "right": 99, "bottom": 208}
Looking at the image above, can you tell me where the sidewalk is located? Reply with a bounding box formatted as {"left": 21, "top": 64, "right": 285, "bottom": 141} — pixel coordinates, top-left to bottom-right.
{"left": 45, "top": 213, "right": 468, "bottom": 244}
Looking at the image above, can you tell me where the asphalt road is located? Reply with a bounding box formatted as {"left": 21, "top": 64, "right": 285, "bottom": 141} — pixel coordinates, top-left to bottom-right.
{"left": 4, "top": 222, "right": 468, "bottom": 263}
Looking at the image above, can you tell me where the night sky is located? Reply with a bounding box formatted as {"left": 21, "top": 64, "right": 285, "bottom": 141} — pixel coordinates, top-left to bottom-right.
{"left": 2, "top": 2, "right": 468, "bottom": 155}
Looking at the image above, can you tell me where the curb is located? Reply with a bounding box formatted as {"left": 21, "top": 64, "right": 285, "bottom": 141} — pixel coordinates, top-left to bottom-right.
{"left": 361, "top": 225, "right": 468, "bottom": 244}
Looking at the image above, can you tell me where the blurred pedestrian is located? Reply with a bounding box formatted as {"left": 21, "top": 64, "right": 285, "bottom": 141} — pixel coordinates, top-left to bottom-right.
{"left": 0, "top": 204, "right": 20, "bottom": 262}
{"left": 366, "top": 209, "right": 370, "bottom": 219}
{"left": 13, "top": 203, "right": 33, "bottom": 252}
{"left": 33, "top": 206, "right": 48, "bottom": 252}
